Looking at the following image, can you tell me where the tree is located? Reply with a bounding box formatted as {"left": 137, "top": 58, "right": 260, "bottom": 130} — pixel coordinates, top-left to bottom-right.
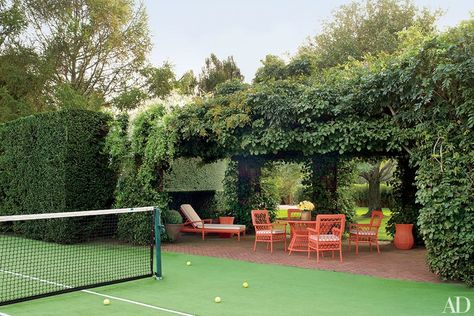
{"left": 0, "top": 1, "right": 46, "bottom": 123}
{"left": 198, "top": 53, "right": 244, "bottom": 94}
{"left": 299, "top": 0, "right": 441, "bottom": 69}
{"left": 254, "top": 55, "right": 287, "bottom": 83}
{"left": 254, "top": 54, "right": 314, "bottom": 83}
{"left": 358, "top": 160, "right": 395, "bottom": 215}
{"left": 111, "top": 87, "right": 146, "bottom": 111}
{"left": 142, "top": 62, "right": 176, "bottom": 98}
{"left": 175, "top": 70, "right": 198, "bottom": 95}
{"left": 0, "top": 0, "right": 25, "bottom": 49}
{"left": 22, "top": 0, "right": 151, "bottom": 104}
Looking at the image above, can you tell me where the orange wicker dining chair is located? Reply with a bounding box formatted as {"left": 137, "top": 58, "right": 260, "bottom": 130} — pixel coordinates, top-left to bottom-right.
{"left": 251, "top": 210, "right": 287, "bottom": 253}
{"left": 349, "top": 210, "right": 384, "bottom": 254}
{"left": 307, "top": 214, "right": 346, "bottom": 263}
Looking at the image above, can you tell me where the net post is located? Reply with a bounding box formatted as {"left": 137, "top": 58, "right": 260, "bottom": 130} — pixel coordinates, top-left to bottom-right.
{"left": 154, "top": 207, "right": 163, "bottom": 280}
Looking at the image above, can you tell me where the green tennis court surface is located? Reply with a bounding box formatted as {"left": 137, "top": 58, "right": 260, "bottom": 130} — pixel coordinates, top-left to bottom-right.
{"left": 1, "top": 234, "right": 151, "bottom": 298}
{"left": 1, "top": 252, "right": 471, "bottom": 316}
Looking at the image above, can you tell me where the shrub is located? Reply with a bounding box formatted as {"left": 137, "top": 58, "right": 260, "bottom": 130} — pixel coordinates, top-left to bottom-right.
{"left": 162, "top": 210, "right": 183, "bottom": 224}
{"left": 0, "top": 110, "right": 115, "bottom": 243}
{"left": 351, "top": 183, "right": 394, "bottom": 208}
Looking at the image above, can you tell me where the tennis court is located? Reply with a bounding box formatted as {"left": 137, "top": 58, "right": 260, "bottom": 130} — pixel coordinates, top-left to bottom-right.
{"left": 1, "top": 249, "right": 471, "bottom": 316}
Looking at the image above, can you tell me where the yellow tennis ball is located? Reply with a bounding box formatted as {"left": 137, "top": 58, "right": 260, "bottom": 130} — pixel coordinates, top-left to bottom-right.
{"left": 242, "top": 282, "right": 249, "bottom": 288}
{"left": 214, "top": 296, "right": 221, "bottom": 303}
{"left": 186, "top": 261, "right": 192, "bottom": 266}
{"left": 103, "top": 298, "right": 110, "bottom": 305}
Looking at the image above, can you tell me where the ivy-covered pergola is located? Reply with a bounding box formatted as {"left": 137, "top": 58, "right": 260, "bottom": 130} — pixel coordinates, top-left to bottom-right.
{"left": 172, "top": 76, "right": 411, "bottom": 227}
{"left": 168, "top": 21, "right": 473, "bottom": 286}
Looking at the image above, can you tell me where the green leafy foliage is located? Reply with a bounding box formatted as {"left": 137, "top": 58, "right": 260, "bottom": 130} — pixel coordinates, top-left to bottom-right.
{"left": 0, "top": 109, "right": 115, "bottom": 243}
{"left": 261, "top": 162, "right": 304, "bottom": 204}
{"left": 172, "top": 19, "right": 474, "bottom": 285}
{"left": 21, "top": 0, "right": 151, "bottom": 100}
{"left": 106, "top": 104, "right": 176, "bottom": 244}
{"left": 164, "top": 158, "right": 226, "bottom": 192}
{"left": 175, "top": 70, "right": 198, "bottom": 95}
{"left": 0, "top": 46, "right": 52, "bottom": 123}
{"left": 351, "top": 183, "right": 394, "bottom": 208}
{"left": 386, "top": 157, "right": 422, "bottom": 243}
{"left": 162, "top": 210, "right": 183, "bottom": 225}
{"left": 299, "top": 0, "right": 441, "bottom": 69}
{"left": 0, "top": 0, "right": 26, "bottom": 48}
{"left": 142, "top": 62, "right": 177, "bottom": 99}
{"left": 198, "top": 54, "right": 244, "bottom": 94}
{"left": 111, "top": 87, "right": 147, "bottom": 111}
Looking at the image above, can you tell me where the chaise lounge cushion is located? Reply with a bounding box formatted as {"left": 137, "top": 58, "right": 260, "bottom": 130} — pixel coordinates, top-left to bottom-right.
{"left": 196, "top": 223, "right": 246, "bottom": 230}
{"left": 180, "top": 204, "right": 245, "bottom": 231}
{"left": 180, "top": 204, "right": 201, "bottom": 226}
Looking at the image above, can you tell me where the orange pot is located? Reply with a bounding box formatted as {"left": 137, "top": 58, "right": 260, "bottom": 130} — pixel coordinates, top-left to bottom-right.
{"left": 394, "top": 224, "right": 414, "bottom": 250}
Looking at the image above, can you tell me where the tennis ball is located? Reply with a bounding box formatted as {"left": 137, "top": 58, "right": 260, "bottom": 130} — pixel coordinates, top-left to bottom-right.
{"left": 186, "top": 261, "right": 192, "bottom": 266}
{"left": 242, "top": 281, "right": 249, "bottom": 288}
{"left": 214, "top": 296, "right": 221, "bottom": 303}
{"left": 103, "top": 298, "right": 110, "bottom": 305}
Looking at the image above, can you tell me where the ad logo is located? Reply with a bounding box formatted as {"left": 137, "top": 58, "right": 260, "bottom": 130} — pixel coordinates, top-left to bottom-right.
{"left": 443, "top": 296, "right": 471, "bottom": 314}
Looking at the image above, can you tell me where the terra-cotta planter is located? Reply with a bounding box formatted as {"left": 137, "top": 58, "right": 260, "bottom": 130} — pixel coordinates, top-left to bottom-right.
{"left": 300, "top": 211, "right": 312, "bottom": 221}
{"left": 219, "top": 216, "right": 235, "bottom": 238}
{"left": 394, "top": 223, "right": 414, "bottom": 250}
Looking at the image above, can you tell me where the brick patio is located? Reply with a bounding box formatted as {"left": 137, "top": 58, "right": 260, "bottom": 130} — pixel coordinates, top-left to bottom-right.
{"left": 163, "top": 234, "right": 440, "bottom": 283}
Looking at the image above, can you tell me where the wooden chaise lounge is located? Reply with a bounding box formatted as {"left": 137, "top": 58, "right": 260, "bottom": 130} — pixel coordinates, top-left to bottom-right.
{"left": 180, "top": 204, "right": 246, "bottom": 240}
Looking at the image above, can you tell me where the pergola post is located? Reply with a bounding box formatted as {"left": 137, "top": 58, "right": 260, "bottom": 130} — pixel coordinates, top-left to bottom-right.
{"left": 307, "top": 154, "right": 339, "bottom": 212}
{"left": 235, "top": 156, "right": 263, "bottom": 207}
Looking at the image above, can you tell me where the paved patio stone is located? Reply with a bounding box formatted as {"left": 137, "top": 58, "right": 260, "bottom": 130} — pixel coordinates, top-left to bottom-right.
{"left": 163, "top": 234, "right": 440, "bottom": 283}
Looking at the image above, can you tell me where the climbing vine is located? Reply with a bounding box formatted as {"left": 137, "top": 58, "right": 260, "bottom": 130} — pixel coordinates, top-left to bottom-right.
{"left": 171, "top": 19, "right": 474, "bottom": 285}
{"left": 106, "top": 104, "right": 176, "bottom": 244}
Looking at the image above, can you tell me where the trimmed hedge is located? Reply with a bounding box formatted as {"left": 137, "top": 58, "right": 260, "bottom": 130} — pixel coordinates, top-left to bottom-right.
{"left": 164, "top": 158, "right": 226, "bottom": 192}
{"left": 0, "top": 110, "right": 115, "bottom": 243}
{"left": 351, "top": 183, "right": 394, "bottom": 208}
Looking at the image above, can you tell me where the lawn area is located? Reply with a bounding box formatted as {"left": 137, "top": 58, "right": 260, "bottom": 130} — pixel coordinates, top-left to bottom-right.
{"left": 275, "top": 207, "right": 393, "bottom": 241}
{"left": 1, "top": 252, "right": 470, "bottom": 316}
{"left": 353, "top": 207, "right": 392, "bottom": 241}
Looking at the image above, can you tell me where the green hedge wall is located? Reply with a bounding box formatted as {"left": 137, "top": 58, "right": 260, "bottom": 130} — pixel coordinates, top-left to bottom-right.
{"left": 351, "top": 183, "right": 394, "bottom": 208}
{"left": 0, "top": 109, "right": 115, "bottom": 243}
{"left": 164, "top": 158, "right": 226, "bottom": 192}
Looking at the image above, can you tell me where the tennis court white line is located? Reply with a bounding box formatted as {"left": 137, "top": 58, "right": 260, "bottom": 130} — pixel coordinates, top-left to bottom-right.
{"left": 0, "top": 269, "right": 195, "bottom": 316}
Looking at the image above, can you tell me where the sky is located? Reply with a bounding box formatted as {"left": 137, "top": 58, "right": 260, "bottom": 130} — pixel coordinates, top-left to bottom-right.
{"left": 144, "top": 0, "right": 474, "bottom": 82}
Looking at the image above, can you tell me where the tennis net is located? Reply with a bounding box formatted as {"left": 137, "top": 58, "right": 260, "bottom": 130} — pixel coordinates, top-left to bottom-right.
{"left": 0, "top": 207, "right": 161, "bottom": 306}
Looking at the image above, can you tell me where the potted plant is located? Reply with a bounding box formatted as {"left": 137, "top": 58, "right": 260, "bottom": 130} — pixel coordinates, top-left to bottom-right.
{"left": 163, "top": 210, "right": 183, "bottom": 242}
{"left": 298, "top": 201, "right": 315, "bottom": 221}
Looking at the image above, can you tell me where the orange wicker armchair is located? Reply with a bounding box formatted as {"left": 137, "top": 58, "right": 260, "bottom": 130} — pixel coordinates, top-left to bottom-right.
{"left": 349, "top": 210, "right": 383, "bottom": 254}
{"left": 251, "top": 210, "right": 287, "bottom": 253}
{"left": 307, "top": 214, "right": 346, "bottom": 263}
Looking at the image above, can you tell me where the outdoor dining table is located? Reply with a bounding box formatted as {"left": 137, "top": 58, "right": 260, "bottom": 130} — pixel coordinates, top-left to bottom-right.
{"left": 277, "top": 220, "right": 318, "bottom": 254}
